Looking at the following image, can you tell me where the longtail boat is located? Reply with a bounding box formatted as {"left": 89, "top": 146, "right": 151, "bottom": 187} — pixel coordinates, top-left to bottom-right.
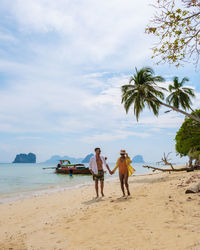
{"left": 55, "top": 160, "right": 91, "bottom": 175}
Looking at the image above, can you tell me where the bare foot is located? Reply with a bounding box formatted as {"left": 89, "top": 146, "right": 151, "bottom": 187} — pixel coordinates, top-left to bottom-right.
{"left": 101, "top": 192, "right": 105, "bottom": 197}
{"left": 95, "top": 196, "right": 99, "bottom": 199}
{"left": 128, "top": 191, "right": 131, "bottom": 196}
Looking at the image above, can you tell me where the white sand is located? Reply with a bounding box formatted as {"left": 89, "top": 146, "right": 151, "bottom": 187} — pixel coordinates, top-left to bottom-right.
{"left": 0, "top": 170, "right": 200, "bottom": 249}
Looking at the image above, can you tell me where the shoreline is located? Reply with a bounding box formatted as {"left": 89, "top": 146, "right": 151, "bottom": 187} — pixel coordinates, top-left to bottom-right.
{"left": 0, "top": 170, "right": 154, "bottom": 204}
{"left": 1, "top": 169, "right": 200, "bottom": 249}
{"left": 0, "top": 162, "right": 186, "bottom": 204}
{"left": 0, "top": 175, "right": 120, "bottom": 204}
{"left": 0, "top": 165, "right": 186, "bottom": 204}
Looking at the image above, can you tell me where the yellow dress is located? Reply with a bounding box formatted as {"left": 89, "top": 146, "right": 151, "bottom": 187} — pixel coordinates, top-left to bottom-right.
{"left": 113, "top": 157, "right": 135, "bottom": 176}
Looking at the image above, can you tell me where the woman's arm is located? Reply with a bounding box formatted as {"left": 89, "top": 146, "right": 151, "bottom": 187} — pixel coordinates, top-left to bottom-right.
{"left": 125, "top": 153, "right": 131, "bottom": 164}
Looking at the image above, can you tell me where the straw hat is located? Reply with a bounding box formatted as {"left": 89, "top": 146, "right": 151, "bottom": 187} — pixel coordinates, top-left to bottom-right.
{"left": 120, "top": 150, "right": 126, "bottom": 155}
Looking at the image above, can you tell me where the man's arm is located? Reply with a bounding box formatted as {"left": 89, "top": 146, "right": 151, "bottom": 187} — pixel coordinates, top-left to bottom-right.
{"left": 105, "top": 163, "right": 112, "bottom": 174}
{"left": 89, "top": 170, "right": 95, "bottom": 175}
{"left": 89, "top": 158, "right": 95, "bottom": 175}
{"left": 102, "top": 157, "right": 112, "bottom": 174}
{"left": 101, "top": 157, "right": 107, "bottom": 173}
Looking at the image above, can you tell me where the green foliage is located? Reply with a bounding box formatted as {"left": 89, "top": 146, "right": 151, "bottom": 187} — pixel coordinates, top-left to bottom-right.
{"left": 121, "top": 67, "right": 165, "bottom": 121}
{"left": 121, "top": 67, "right": 197, "bottom": 122}
{"left": 146, "top": 0, "right": 200, "bottom": 67}
{"left": 175, "top": 109, "right": 200, "bottom": 157}
{"left": 166, "top": 76, "right": 195, "bottom": 110}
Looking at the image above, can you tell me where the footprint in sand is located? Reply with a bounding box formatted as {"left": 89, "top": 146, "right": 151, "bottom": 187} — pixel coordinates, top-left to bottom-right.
{"left": 66, "top": 219, "right": 73, "bottom": 223}
{"left": 112, "top": 205, "right": 120, "bottom": 210}
{"left": 80, "top": 216, "right": 89, "bottom": 221}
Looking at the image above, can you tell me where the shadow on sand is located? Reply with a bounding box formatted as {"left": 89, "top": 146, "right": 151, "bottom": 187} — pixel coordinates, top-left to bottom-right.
{"left": 82, "top": 197, "right": 106, "bottom": 205}
{"left": 82, "top": 196, "right": 132, "bottom": 205}
{"left": 110, "top": 196, "right": 132, "bottom": 203}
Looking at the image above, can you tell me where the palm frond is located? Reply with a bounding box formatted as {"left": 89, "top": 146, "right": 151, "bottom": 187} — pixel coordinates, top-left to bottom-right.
{"left": 166, "top": 76, "right": 194, "bottom": 111}
{"left": 121, "top": 66, "right": 167, "bottom": 121}
{"left": 181, "top": 77, "right": 189, "bottom": 84}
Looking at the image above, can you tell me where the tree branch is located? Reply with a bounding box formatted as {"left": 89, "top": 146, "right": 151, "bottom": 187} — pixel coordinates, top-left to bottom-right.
{"left": 143, "top": 165, "right": 191, "bottom": 172}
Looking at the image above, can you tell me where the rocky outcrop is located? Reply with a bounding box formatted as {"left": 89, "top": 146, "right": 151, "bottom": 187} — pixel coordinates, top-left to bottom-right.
{"left": 132, "top": 155, "right": 145, "bottom": 163}
{"left": 81, "top": 154, "right": 94, "bottom": 163}
{"left": 13, "top": 153, "right": 36, "bottom": 163}
{"left": 44, "top": 155, "right": 83, "bottom": 164}
{"left": 44, "top": 153, "right": 94, "bottom": 164}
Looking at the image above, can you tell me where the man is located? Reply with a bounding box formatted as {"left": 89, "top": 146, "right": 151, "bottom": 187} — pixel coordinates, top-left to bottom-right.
{"left": 89, "top": 148, "right": 111, "bottom": 198}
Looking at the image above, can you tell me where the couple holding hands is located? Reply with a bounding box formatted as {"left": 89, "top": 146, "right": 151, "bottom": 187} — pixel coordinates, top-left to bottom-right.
{"left": 89, "top": 147, "right": 135, "bottom": 198}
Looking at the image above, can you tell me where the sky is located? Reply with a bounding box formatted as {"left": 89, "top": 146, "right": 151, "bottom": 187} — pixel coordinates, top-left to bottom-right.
{"left": 0, "top": 0, "right": 199, "bottom": 163}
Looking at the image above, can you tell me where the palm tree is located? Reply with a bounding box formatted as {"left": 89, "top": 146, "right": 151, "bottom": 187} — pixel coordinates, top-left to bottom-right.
{"left": 166, "top": 76, "right": 197, "bottom": 113}
{"left": 121, "top": 67, "right": 165, "bottom": 121}
{"left": 121, "top": 67, "right": 200, "bottom": 123}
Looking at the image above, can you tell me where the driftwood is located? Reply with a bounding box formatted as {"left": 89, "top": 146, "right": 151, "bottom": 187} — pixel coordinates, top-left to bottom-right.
{"left": 156, "top": 152, "right": 174, "bottom": 170}
{"left": 143, "top": 165, "right": 190, "bottom": 172}
{"left": 143, "top": 152, "right": 200, "bottom": 173}
{"left": 143, "top": 165, "right": 200, "bottom": 173}
{"left": 185, "top": 181, "right": 200, "bottom": 193}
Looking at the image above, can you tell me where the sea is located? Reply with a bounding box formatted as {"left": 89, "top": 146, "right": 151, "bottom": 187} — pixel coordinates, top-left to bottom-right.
{"left": 0, "top": 161, "right": 178, "bottom": 203}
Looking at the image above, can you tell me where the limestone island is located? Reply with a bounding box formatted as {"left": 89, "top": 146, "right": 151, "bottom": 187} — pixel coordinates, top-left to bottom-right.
{"left": 81, "top": 153, "right": 94, "bottom": 163}
{"left": 13, "top": 153, "right": 36, "bottom": 163}
{"left": 132, "top": 155, "right": 145, "bottom": 163}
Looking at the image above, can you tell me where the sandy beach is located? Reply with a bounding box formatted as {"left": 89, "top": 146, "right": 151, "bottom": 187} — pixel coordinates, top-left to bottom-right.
{"left": 0, "top": 170, "right": 200, "bottom": 250}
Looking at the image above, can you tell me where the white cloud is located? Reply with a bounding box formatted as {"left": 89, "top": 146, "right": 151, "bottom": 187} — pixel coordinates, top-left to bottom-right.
{"left": 0, "top": 0, "right": 154, "bottom": 70}
{"left": 0, "top": 31, "right": 17, "bottom": 43}
{"left": 81, "top": 130, "right": 150, "bottom": 144}
{"left": 138, "top": 112, "right": 184, "bottom": 129}
{"left": 193, "top": 92, "right": 200, "bottom": 109}
{"left": 16, "top": 136, "right": 43, "bottom": 140}
{"left": 0, "top": 72, "right": 189, "bottom": 136}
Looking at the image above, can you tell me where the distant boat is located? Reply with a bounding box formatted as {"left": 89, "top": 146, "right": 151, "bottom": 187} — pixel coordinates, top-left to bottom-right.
{"left": 55, "top": 160, "right": 91, "bottom": 175}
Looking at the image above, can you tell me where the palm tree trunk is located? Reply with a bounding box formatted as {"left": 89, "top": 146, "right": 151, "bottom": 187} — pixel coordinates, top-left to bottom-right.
{"left": 159, "top": 101, "right": 200, "bottom": 123}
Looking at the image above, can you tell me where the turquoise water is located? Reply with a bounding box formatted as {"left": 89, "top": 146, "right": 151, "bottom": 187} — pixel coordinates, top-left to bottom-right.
{"left": 0, "top": 162, "right": 152, "bottom": 202}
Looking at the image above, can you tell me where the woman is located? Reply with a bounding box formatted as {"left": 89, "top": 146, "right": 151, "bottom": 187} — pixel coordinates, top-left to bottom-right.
{"left": 112, "top": 150, "right": 135, "bottom": 197}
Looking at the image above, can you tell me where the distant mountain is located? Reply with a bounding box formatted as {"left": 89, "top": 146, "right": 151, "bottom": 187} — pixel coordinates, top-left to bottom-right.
{"left": 44, "top": 155, "right": 83, "bottom": 164}
{"left": 81, "top": 153, "right": 94, "bottom": 163}
{"left": 13, "top": 153, "right": 36, "bottom": 163}
{"left": 44, "top": 153, "right": 95, "bottom": 164}
{"left": 132, "top": 155, "right": 145, "bottom": 163}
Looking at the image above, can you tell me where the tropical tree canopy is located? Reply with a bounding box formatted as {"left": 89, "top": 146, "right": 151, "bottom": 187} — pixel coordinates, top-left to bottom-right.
{"left": 121, "top": 67, "right": 165, "bottom": 120}
{"left": 166, "top": 76, "right": 195, "bottom": 111}
{"left": 175, "top": 109, "right": 200, "bottom": 158}
{"left": 121, "top": 66, "right": 200, "bottom": 123}
{"left": 146, "top": 0, "right": 200, "bottom": 67}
